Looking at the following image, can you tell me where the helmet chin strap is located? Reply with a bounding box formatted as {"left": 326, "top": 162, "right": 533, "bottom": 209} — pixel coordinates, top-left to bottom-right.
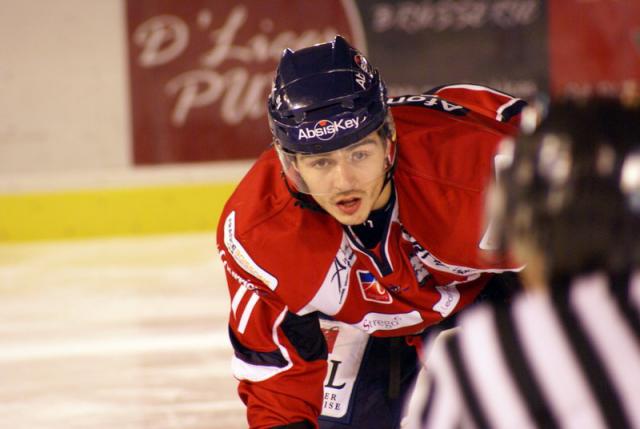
{"left": 373, "top": 162, "right": 396, "bottom": 211}
{"left": 280, "top": 171, "right": 326, "bottom": 213}
{"left": 379, "top": 133, "right": 398, "bottom": 199}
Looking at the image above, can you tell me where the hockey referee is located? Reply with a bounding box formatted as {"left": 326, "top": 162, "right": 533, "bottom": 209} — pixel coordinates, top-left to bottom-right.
{"left": 410, "top": 98, "right": 640, "bottom": 429}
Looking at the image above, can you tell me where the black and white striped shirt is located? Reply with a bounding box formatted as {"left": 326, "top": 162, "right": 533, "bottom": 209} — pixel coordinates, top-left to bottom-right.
{"left": 409, "top": 271, "right": 640, "bottom": 429}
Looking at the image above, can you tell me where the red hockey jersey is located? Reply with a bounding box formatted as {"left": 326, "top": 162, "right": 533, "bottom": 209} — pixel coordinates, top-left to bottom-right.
{"left": 217, "top": 84, "right": 525, "bottom": 428}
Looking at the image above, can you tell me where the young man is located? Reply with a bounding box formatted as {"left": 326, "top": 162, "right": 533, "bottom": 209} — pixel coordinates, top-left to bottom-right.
{"left": 217, "top": 36, "right": 525, "bottom": 429}
{"left": 411, "top": 99, "right": 640, "bottom": 428}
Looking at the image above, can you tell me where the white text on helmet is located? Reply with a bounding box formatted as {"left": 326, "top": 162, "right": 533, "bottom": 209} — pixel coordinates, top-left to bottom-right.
{"left": 355, "top": 72, "right": 367, "bottom": 90}
{"left": 299, "top": 117, "right": 362, "bottom": 141}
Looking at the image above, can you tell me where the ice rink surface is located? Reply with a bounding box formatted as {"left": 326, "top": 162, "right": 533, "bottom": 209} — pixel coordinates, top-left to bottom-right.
{"left": 0, "top": 233, "right": 246, "bottom": 429}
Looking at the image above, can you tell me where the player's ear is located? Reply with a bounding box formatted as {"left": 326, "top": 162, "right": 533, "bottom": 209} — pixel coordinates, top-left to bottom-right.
{"left": 384, "top": 144, "right": 391, "bottom": 169}
{"left": 384, "top": 137, "right": 395, "bottom": 169}
{"left": 382, "top": 113, "right": 396, "bottom": 168}
{"left": 291, "top": 154, "right": 302, "bottom": 173}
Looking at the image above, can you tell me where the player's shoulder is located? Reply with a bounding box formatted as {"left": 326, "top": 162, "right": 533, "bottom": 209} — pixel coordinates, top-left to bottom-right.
{"left": 217, "top": 149, "right": 344, "bottom": 309}
{"left": 218, "top": 148, "right": 318, "bottom": 264}
{"left": 390, "top": 83, "right": 525, "bottom": 189}
{"left": 425, "top": 83, "right": 527, "bottom": 124}
{"left": 389, "top": 83, "right": 526, "bottom": 126}
{"left": 219, "top": 148, "right": 292, "bottom": 238}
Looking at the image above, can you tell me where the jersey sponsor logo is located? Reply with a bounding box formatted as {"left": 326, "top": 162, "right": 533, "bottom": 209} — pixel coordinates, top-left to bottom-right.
{"left": 386, "top": 94, "right": 468, "bottom": 116}
{"left": 223, "top": 211, "right": 278, "bottom": 290}
{"left": 401, "top": 228, "right": 477, "bottom": 277}
{"left": 219, "top": 249, "right": 259, "bottom": 291}
{"left": 298, "top": 116, "right": 364, "bottom": 141}
{"left": 433, "top": 285, "right": 461, "bottom": 317}
{"left": 319, "top": 320, "right": 369, "bottom": 420}
{"left": 409, "top": 250, "right": 431, "bottom": 285}
{"left": 355, "top": 311, "right": 423, "bottom": 333}
{"left": 357, "top": 270, "right": 393, "bottom": 304}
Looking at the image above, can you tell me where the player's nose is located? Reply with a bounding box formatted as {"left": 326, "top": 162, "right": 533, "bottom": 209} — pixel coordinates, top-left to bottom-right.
{"left": 331, "top": 160, "right": 358, "bottom": 191}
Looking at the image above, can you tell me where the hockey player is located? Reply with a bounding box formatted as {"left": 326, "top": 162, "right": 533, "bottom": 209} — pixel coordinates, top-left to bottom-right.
{"left": 411, "top": 99, "right": 640, "bottom": 428}
{"left": 217, "top": 35, "right": 526, "bottom": 429}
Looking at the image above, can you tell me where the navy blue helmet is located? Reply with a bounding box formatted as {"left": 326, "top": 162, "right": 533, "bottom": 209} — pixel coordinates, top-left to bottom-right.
{"left": 268, "top": 35, "right": 390, "bottom": 155}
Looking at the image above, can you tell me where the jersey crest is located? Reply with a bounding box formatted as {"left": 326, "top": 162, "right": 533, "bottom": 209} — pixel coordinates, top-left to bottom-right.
{"left": 357, "top": 270, "right": 393, "bottom": 304}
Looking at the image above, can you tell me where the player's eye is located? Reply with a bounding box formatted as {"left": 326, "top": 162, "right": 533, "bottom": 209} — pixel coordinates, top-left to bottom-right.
{"left": 351, "top": 150, "right": 369, "bottom": 162}
{"left": 309, "top": 158, "right": 333, "bottom": 169}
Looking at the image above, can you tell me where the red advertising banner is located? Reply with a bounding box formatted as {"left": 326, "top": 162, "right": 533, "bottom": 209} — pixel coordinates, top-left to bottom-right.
{"left": 548, "top": 0, "right": 640, "bottom": 97}
{"left": 126, "top": 1, "right": 365, "bottom": 164}
{"left": 126, "top": 1, "right": 639, "bottom": 165}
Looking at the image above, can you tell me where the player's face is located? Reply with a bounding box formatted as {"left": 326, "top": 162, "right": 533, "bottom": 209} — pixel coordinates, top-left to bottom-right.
{"left": 295, "top": 131, "right": 391, "bottom": 225}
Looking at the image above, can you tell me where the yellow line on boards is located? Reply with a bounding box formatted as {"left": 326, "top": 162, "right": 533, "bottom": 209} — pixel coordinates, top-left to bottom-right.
{"left": 0, "top": 183, "right": 238, "bottom": 242}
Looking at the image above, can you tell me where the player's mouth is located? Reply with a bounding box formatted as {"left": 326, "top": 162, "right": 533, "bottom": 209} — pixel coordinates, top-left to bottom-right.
{"left": 335, "top": 196, "right": 362, "bottom": 215}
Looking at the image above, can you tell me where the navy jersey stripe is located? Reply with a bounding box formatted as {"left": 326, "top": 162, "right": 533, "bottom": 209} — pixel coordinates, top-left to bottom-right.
{"left": 280, "top": 311, "right": 328, "bottom": 362}
{"left": 228, "top": 326, "right": 289, "bottom": 367}
{"left": 499, "top": 99, "right": 527, "bottom": 123}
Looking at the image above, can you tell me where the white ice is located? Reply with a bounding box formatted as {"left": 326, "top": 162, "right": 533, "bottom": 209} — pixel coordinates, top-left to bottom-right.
{"left": 0, "top": 233, "right": 246, "bottom": 429}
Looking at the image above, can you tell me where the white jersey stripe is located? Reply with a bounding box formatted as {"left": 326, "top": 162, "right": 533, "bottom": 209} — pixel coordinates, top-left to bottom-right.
{"left": 513, "top": 291, "right": 606, "bottom": 429}
{"left": 433, "top": 83, "right": 513, "bottom": 98}
{"left": 231, "top": 284, "right": 248, "bottom": 318}
{"left": 570, "top": 273, "right": 640, "bottom": 427}
{"left": 433, "top": 83, "right": 522, "bottom": 122}
{"left": 237, "top": 292, "right": 259, "bottom": 334}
